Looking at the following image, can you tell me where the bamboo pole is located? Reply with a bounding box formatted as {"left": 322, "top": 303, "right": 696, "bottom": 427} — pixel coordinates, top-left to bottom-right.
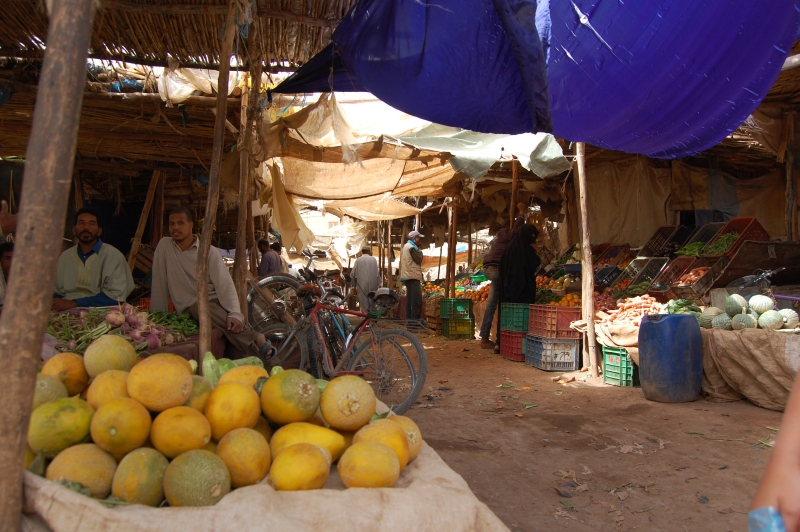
{"left": 575, "top": 142, "right": 599, "bottom": 378}
{"left": 437, "top": 244, "right": 443, "bottom": 281}
{"left": 451, "top": 204, "right": 459, "bottom": 297}
{"left": 245, "top": 43, "right": 262, "bottom": 279}
{"left": 197, "top": 0, "right": 238, "bottom": 356}
{"left": 247, "top": 195, "right": 257, "bottom": 275}
{"left": 510, "top": 159, "right": 519, "bottom": 229}
{"left": 72, "top": 169, "right": 84, "bottom": 209}
{"left": 0, "top": 0, "right": 95, "bottom": 527}
{"left": 128, "top": 170, "right": 161, "bottom": 271}
{"left": 233, "top": 72, "right": 251, "bottom": 318}
{"left": 386, "top": 219, "right": 393, "bottom": 289}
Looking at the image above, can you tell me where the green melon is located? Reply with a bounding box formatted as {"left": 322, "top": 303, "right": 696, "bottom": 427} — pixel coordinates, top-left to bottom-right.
{"left": 112, "top": 448, "right": 169, "bottom": 507}
{"left": 699, "top": 307, "right": 723, "bottom": 329}
{"left": 725, "top": 294, "right": 748, "bottom": 317}
{"left": 163, "top": 450, "right": 231, "bottom": 507}
{"left": 28, "top": 397, "right": 94, "bottom": 458}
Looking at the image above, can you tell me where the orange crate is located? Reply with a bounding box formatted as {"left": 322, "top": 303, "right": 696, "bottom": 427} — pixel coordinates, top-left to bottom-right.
{"left": 528, "top": 305, "right": 582, "bottom": 339}
{"left": 500, "top": 331, "right": 526, "bottom": 362}
{"left": 139, "top": 298, "right": 176, "bottom": 312}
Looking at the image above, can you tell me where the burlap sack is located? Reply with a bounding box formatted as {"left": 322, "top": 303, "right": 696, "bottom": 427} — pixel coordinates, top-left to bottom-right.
{"left": 701, "top": 328, "right": 800, "bottom": 411}
{"left": 571, "top": 319, "right": 640, "bottom": 364}
{"left": 21, "top": 441, "right": 509, "bottom": 532}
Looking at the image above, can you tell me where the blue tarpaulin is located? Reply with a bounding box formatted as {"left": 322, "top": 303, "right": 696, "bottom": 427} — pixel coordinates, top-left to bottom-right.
{"left": 274, "top": 0, "right": 800, "bottom": 159}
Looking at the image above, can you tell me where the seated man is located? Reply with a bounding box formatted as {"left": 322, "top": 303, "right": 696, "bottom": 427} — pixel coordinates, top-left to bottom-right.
{"left": 257, "top": 239, "right": 282, "bottom": 277}
{"left": 53, "top": 208, "right": 134, "bottom": 311}
{"left": 0, "top": 241, "right": 12, "bottom": 304}
{"left": 151, "top": 208, "right": 274, "bottom": 360}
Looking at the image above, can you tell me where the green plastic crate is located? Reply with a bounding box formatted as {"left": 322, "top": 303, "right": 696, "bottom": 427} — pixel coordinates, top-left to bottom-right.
{"left": 602, "top": 346, "right": 640, "bottom": 387}
{"left": 439, "top": 298, "right": 473, "bottom": 319}
{"left": 500, "top": 303, "right": 529, "bottom": 331}
{"left": 441, "top": 318, "right": 474, "bottom": 340}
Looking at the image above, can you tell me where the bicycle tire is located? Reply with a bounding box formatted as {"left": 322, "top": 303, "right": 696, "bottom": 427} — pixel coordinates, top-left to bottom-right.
{"left": 247, "top": 274, "right": 304, "bottom": 333}
{"left": 345, "top": 329, "right": 428, "bottom": 414}
{"left": 260, "top": 323, "right": 310, "bottom": 372}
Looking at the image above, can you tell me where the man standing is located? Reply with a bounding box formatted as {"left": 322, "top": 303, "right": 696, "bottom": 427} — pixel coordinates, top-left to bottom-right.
{"left": 257, "top": 239, "right": 282, "bottom": 277}
{"left": 399, "top": 230, "right": 425, "bottom": 319}
{"left": 53, "top": 208, "right": 134, "bottom": 311}
{"left": 351, "top": 247, "right": 380, "bottom": 312}
{"left": 0, "top": 241, "right": 12, "bottom": 304}
{"left": 151, "top": 208, "right": 274, "bottom": 360}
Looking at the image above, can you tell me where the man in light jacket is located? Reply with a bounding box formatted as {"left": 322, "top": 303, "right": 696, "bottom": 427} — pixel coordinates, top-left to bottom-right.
{"left": 399, "top": 230, "right": 425, "bottom": 319}
{"left": 352, "top": 247, "right": 381, "bottom": 312}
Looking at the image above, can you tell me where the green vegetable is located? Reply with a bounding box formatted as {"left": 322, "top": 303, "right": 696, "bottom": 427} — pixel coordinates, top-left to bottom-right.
{"left": 703, "top": 233, "right": 739, "bottom": 255}
{"left": 188, "top": 360, "right": 198, "bottom": 374}
{"left": 269, "top": 366, "right": 285, "bottom": 377}
{"left": 627, "top": 281, "right": 652, "bottom": 295}
{"left": 217, "top": 358, "right": 236, "bottom": 375}
{"left": 316, "top": 379, "right": 329, "bottom": 392}
{"left": 147, "top": 311, "right": 199, "bottom": 336}
{"left": 674, "top": 241, "right": 706, "bottom": 258}
{"left": 202, "top": 352, "right": 220, "bottom": 387}
{"left": 536, "top": 290, "right": 561, "bottom": 304}
{"left": 233, "top": 356, "right": 265, "bottom": 368}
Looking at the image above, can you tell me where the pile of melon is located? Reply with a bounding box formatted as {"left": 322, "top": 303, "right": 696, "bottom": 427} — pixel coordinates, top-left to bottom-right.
{"left": 27, "top": 335, "right": 422, "bottom": 508}
{"left": 699, "top": 293, "right": 799, "bottom": 331}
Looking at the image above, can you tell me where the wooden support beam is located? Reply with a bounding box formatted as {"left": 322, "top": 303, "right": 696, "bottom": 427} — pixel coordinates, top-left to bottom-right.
{"left": 437, "top": 244, "right": 443, "bottom": 282}
{"left": 128, "top": 170, "right": 161, "bottom": 271}
{"left": 152, "top": 173, "right": 165, "bottom": 247}
{"left": 72, "top": 169, "right": 84, "bottom": 209}
{"left": 0, "top": 0, "right": 95, "bottom": 528}
{"left": 575, "top": 143, "right": 599, "bottom": 378}
{"left": 83, "top": 91, "right": 241, "bottom": 107}
{"left": 467, "top": 212, "right": 472, "bottom": 266}
{"left": 233, "top": 72, "right": 251, "bottom": 318}
{"left": 197, "top": 0, "right": 237, "bottom": 356}
{"left": 509, "top": 159, "right": 519, "bottom": 228}
{"left": 386, "top": 219, "right": 393, "bottom": 289}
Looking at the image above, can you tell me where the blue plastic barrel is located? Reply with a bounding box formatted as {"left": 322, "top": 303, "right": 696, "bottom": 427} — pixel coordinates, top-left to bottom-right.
{"left": 638, "top": 314, "right": 703, "bottom": 402}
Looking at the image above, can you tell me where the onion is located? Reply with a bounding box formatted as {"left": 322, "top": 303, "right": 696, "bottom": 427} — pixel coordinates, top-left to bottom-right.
{"left": 135, "top": 312, "right": 150, "bottom": 325}
{"left": 79, "top": 310, "right": 89, "bottom": 319}
{"left": 126, "top": 314, "right": 139, "bottom": 327}
{"left": 129, "top": 329, "right": 143, "bottom": 343}
{"left": 120, "top": 323, "right": 132, "bottom": 333}
{"left": 146, "top": 333, "right": 161, "bottom": 350}
{"left": 105, "top": 311, "right": 126, "bottom": 327}
{"left": 163, "top": 333, "right": 175, "bottom": 346}
{"left": 121, "top": 303, "right": 134, "bottom": 315}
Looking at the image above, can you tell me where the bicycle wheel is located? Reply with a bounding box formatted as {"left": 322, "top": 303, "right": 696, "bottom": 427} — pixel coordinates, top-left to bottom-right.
{"left": 346, "top": 329, "right": 428, "bottom": 414}
{"left": 261, "top": 323, "right": 310, "bottom": 372}
{"left": 247, "top": 275, "right": 303, "bottom": 333}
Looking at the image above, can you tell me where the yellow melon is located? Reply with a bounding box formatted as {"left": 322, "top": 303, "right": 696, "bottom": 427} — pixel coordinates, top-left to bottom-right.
{"left": 112, "top": 448, "right": 169, "bottom": 507}
{"left": 46, "top": 444, "right": 117, "bottom": 498}
{"left": 338, "top": 441, "right": 400, "bottom": 488}
{"left": 148, "top": 353, "right": 193, "bottom": 374}
{"left": 218, "top": 365, "right": 270, "bottom": 389}
{"left": 390, "top": 415, "right": 422, "bottom": 462}
{"left": 270, "top": 422, "right": 347, "bottom": 462}
{"left": 205, "top": 381, "right": 261, "bottom": 441}
{"left": 85, "top": 370, "right": 129, "bottom": 410}
{"left": 32, "top": 374, "right": 69, "bottom": 410}
{"left": 127, "top": 354, "right": 192, "bottom": 412}
{"left": 216, "top": 428, "right": 271, "bottom": 488}
{"left": 41, "top": 352, "right": 89, "bottom": 396}
{"left": 319, "top": 375, "right": 376, "bottom": 431}
{"left": 253, "top": 416, "right": 273, "bottom": 442}
{"left": 268, "top": 443, "right": 330, "bottom": 491}
{"left": 183, "top": 375, "right": 212, "bottom": 412}
{"left": 83, "top": 335, "right": 138, "bottom": 378}
{"left": 23, "top": 445, "right": 37, "bottom": 470}
{"left": 28, "top": 397, "right": 94, "bottom": 457}
{"left": 260, "top": 369, "right": 320, "bottom": 425}
{"left": 90, "top": 398, "right": 151, "bottom": 459}
{"left": 150, "top": 406, "right": 212, "bottom": 459}
{"left": 353, "top": 418, "right": 410, "bottom": 471}
{"left": 204, "top": 441, "right": 217, "bottom": 453}
{"left": 163, "top": 450, "right": 231, "bottom": 507}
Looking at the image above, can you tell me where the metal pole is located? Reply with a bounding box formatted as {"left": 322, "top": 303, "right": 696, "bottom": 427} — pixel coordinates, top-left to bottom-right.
{"left": 576, "top": 142, "right": 599, "bottom": 378}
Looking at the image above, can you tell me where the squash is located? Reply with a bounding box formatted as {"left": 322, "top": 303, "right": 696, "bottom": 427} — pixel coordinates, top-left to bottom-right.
{"left": 758, "top": 310, "right": 785, "bottom": 331}
{"left": 748, "top": 294, "right": 775, "bottom": 315}
{"left": 699, "top": 308, "right": 723, "bottom": 329}
{"left": 731, "top": 313, "right": 758, "bottom": 330}
{"left": 779, "top": 309, "right": 800, "bottom": 329}
{"left": 711, "top": 314, "right": 733, "bottom": 330}
{"left": 725, "top": 294, "right": 748, "bottom": 318}
{"left": 748, "top": 308, "right": 760, "bottom": 321}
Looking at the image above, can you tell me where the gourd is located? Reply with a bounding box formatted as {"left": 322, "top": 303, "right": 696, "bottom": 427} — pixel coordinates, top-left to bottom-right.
{"left": 748, "top": 294, "right": 775, "bottom": 315}
{"left": 725, "top": 294, "right": 748, "bottom": 317}
{"left": 731, "top": 313, "right": 758, "bottom": 330}
{"left": 758, "top": 310, "right": 785, "bottom": 331}
{"left": 779, "top": 308, "right": 800, "bottom": 329}
{"left": 711, "top": 314, "right": 733, "bottom": 330}
{"left": 748, "top": 308, "right": 760, "bottom": 321}
{"left": 699, "top": 307, "right": 723, "bottom": 329}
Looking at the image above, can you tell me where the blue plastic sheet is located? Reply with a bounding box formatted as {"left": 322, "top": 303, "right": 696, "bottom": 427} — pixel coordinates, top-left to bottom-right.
{"left": 275, "top": 0, "right": 800, "bottom": 158}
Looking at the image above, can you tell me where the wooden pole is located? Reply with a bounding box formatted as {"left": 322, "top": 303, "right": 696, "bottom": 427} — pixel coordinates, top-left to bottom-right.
{"left": 197, "top": 0, "right": 238, "bottom": 356}
{"left": 152, "top": 171, "right": 165, "bottom": 247}
{"left": 247, "top": 194, "right": 257, "bottom": 275}
{"left": 451, "top": 205, "right": 459, "bottom": 297}
{"left": 72, "top": 169, "right": 84, "bottom": 210}
{"left": 437, "top": 244, "right": 443, "bottom": 282}
{"left": 0, "top": 0, "right": 95, "bottom": 527}
{"left": 467, "top": 211, "right": 473, "bottom": 267}
{"left": 575, "top": 142, "right": 599, "bottom": 378}
{"left": 233, "top": 72, "right": 251, "bottom": 318}
{"left": 386, "top": 219, "right": 393, "bottom": 289}
{"left": 510, "top": 159, "right": 519, "bottom": 228}
{"left": 128, "top": 170, "right": 161, "bottom": 271}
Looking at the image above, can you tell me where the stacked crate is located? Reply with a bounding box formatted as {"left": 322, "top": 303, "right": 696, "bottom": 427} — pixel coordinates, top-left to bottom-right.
{"left": 499, "top": 303, "right": 529, "bottom": 362}
{"left": 425, "top": 298, "right": 442, "bottom": 335}
{"left": 439, "top": 298, "right": 473, "bottom": 340}
{"left": 524, "top": 305, "right": 582, "bottom": 371}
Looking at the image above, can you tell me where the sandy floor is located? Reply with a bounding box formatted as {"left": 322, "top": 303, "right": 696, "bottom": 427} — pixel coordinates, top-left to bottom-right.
{"left": 405, "top": 336, "right": 783, "bottom": 532}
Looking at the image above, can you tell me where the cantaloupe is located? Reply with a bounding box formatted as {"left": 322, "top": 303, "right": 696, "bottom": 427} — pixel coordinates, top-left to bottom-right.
{"left": 151, "top": 406, "right": 212, "bottom": 458}
{"left": 268, "top": 443, "right": 330, "bottom": 491}
{"left": 32, "top": 374, "right": 68, "bottom": 411}
{"left": 352, "top": 418, "right": 410, "bottom": 472}
{"left": 270, "top": 422, "right": 347, "bottom": 461}
{"left": 163, "top": 450, "right": 231, "bottom": 507}
{"left": 205, "top": 381, "right": 261, "bottom": 441}
{"left": 90, "top": 397, "right": 151, "bottom": 460}
{"left": 338, "top": 441, "right": 400, "bottom": 488}
{"left": 183, "top": 375, "right": 212, "bottom": 413}
{"left": 216, "top": 428, "right": 271, "bottom": 488}
{"left": 46, "top": 444, "right": 117, "bottom": 498}
{"left": 85, "top": 370, "right": 129, "bottom": 410}
{"left": 83, "top": 335, "right": 138, "bottom": 378}
{"left": 217, "top": 365, "right": 270, "bottom": 390}
{"left": 28, "top": 397, "right": 94, "bottom": 457}
{"left": 390, "top": 415, "right": 422, "bottom": 462}
{"left": 127, "top": 354, "right": 192, "bottom": 412}
{"left": 260, "top": 369, "right": 320, "bottom": 425}
{"left": 319, "top": 375, "right": 376, "bottom": 431}
{"left": 112, "top": 448, "right": 169, "bottom": 507}
{"left": 41, "top": 352, "right": 89, "bottom": 396}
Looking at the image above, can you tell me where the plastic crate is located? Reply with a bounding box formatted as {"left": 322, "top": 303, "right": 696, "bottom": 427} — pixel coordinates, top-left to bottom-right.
{"left": 591, "top": 243, "right": 613, "bottom": 259}
{"left": 500, "top": 303, "right": 530, "bottom": 331}
{"left": 594, "top": 245, "right": 631, "bottom": 270}
{"left": 595, "top": 265, "right": 624, "bottom": 288}
{"left": 441, "top": 318, "right": 474, "bottom": 340}
{"left": 683, "top": 222, "right": 726, "bottom": 248}
{"left": 139, "top": 298, "right": 176, "bottom": 312}
{"left": 701, "top": 217, "right": 770, "bottom": 258}
{"left": 439, "top": 298, "right": 473, "bottom": 319}
{"left": 500, "top": 330, "right": 526, "bottom": 362}
{"left": 639, "top": 226, "right": 679, "bottom": 258}
{"left": 657, "top": 225, "right": 696, "bottom": 256}
{"left": 528, "top": 304, "right": 582, "bottom": 339}
{"left": 626, "top": 257, "right": 670, "bottom": 295}
{"left": 525, "top": 334, "right": 582, "bottom": 371}
{"left": 602, "top": 346, "right": 640, "bottom": 386}
{"left": 562, "top": 264, "right": 582, "bottom": 275}
{"left": 670, "top": 257, "right": 730, "bottom": 301}
{"left": 610, "top": 258, "right": 651, "bottom": 294}
{"left": 649, "top": 256, "right": 696, "bottom": 301}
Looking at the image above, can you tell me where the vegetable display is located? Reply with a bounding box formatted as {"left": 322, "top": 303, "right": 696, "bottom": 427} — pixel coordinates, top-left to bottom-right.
{"left": 674, "top": 267, "right": 710, "bottom": 286}
{"left": 664, "top": 299, "right": 702, "bottom": 323}
{"left": 627, "top": 281, "right": 652, "bottom": 295}
{"left": 703, "top": 233, "right": 739, "bottom": 255}
{"left": 605, "top": 295, "right": 663, "bottom": 326}
{"left": 674, "top": 242, "right": 706, "bottom": 258}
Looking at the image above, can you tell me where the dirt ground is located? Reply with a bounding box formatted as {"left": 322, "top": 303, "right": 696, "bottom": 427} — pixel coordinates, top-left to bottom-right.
{"left": 405, "top": 336, "right": 783, "bottom": 532}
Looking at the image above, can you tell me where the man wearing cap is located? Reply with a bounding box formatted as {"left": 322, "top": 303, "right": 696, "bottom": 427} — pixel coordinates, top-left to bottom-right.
{"left": 399, "top": 230, "right": 425, "bottom": 319}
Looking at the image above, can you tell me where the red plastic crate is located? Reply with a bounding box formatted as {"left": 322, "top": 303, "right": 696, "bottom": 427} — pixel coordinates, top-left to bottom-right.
{"left": 528, "top": 304, "right": 582, "bottom": 339}
{"left": 701, "top": 217, "right": 770, "bottom": 258}
{"left": 139, "top": 298, "right": 176, "bottom": 312}
{"left": 648, "top": 256, "right": 696, "bottom": 302}
{"left": 499, "top": 331, "right": 526, "bottom": 362}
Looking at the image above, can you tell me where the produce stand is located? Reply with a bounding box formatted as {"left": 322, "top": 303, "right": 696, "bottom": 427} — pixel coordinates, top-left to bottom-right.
{"left": 711, "top": 241, "right": 800, "bottom": 288}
